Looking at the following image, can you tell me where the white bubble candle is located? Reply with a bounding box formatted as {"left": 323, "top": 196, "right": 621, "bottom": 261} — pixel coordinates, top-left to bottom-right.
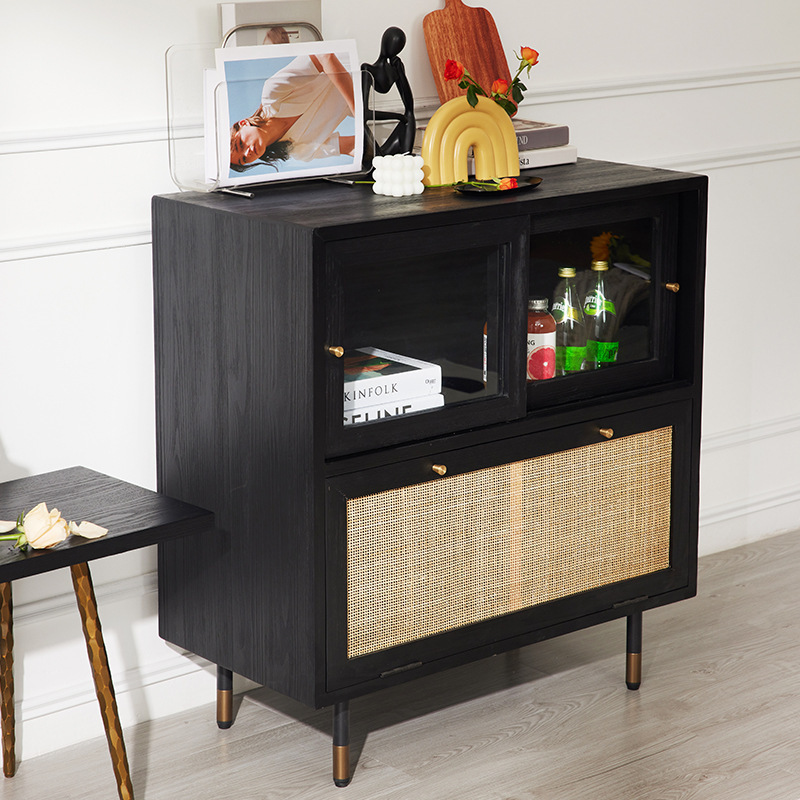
{"left": 372, "top": 154, "right": 425, "bottom": 197}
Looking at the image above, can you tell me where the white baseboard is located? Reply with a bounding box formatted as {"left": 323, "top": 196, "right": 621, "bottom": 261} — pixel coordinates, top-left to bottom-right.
{"left": 17, "top": 651, "right": 216, "bottom": 761}
{"left": 699, "top": 486, "right": 800, "bottom": 556}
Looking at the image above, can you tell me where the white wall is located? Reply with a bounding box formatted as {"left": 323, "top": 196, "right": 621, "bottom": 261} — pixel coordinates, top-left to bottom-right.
{"left": 1, "top": 0, "right": 798, "bottom": 759}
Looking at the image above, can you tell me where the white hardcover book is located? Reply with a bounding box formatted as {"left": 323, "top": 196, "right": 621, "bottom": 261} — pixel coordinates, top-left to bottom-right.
{"left": 344, "top": 393, "right": 445, "bottom": 426}
{"left": 465, "top": 144, "right": 578, "bottom": 174}
{"left": 343, "top": 347, "right": 442, "bottom": 411}
{"left": 516, "top": 144, "right": 578, "bottom": 170}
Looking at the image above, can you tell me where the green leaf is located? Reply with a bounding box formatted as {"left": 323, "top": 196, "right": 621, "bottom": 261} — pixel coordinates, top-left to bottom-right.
{"left": 495, "top": 97, "right": 516, "bottom": 116}
{"left": 511, "top": 85, "right": 524, "bottom": 104}
{"left": 466, "top": 85, "right": 479, "bottom": 107}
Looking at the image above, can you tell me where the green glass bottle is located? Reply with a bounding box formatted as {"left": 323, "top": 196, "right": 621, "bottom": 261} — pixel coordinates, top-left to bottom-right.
{"left": 551, "top": 267, "right": 586, "bottom": 376}
{"left": 583, "top": 260, "right": 619, "bottom": 368}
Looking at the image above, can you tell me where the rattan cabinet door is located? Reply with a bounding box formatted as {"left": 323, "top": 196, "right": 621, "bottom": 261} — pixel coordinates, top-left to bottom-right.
{"left": 325, "top": 401, "right": 696, "bottom": 693}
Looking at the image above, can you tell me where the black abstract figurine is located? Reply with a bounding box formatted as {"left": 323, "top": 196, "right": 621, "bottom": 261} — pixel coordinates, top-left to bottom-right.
{"left": 361, "top": 27, "right": 416, "bottom": 161}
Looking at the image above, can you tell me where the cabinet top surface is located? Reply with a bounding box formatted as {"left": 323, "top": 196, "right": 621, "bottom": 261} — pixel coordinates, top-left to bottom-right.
{"left": 154, "top": 159, "right": 707, "bottom": 240}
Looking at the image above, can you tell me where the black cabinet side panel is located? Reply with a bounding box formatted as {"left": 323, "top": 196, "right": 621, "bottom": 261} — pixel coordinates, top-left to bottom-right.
{"left": 154, "top": 196, "right": 319, "bottom": 704}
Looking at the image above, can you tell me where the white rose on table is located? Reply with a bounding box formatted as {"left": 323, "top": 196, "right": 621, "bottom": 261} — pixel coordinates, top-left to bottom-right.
{"left": 19, "top": 502, "right": 70, "bottom": 548}
{"left": 0, "top": 503, "right": 108, "bottom": 550}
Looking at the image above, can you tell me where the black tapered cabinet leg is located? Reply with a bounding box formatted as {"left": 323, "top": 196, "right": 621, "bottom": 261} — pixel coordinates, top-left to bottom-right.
{"left": 216, "top": 666, "right": 234, "bottom": 729}
{"left": 626, "top": 612, "right": 643, "bottom": 690}
{"left": 332, "top": 701, "right": 351, "bottom": 787}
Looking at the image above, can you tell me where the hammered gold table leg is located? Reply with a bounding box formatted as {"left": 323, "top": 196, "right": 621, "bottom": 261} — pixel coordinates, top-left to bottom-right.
{"left": 1, "top": 582, "right": 14, "bottom": 778}
{"left": 70, "top": 563, "right": 134, "bottom": 800}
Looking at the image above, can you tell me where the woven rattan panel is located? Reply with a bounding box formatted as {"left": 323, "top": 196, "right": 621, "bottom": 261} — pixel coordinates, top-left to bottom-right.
{"left": 346, "top": 427, "right": 673, "bottom": 659}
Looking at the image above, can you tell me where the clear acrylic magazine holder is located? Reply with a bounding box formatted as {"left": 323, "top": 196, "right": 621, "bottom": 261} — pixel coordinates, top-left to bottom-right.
{"left": 166, "top": 41, "right": 375, "bottom": 193}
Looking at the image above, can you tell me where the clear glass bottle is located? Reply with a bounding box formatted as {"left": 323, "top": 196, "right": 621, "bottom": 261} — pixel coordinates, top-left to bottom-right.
{"left": 526, "top": 297, "right": 556, "bottom": 381}
{"left": 583, "top": 259, "right": 619, "bottom": 368}
{"left": 551, "top": 267, "right": 586, "bottom": 376}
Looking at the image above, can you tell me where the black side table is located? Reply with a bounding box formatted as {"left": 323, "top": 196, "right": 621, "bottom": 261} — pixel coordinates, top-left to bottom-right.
{"left": 0, "top": 466, "right": 214, "bottom": 799}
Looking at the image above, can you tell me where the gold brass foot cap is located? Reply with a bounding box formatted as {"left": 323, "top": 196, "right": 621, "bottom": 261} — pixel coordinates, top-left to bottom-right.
{"left": 333, "top": 744, "right": 350, "bottom": 786}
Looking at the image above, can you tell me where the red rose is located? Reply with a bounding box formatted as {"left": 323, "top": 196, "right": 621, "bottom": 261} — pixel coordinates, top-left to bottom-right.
{"left": 491, "top": 78, "right": 509, "bottom": 95}
{"left": 443, "top": 59, "right": 465, "bottom": 81}
{"left": 520, "top": 47, "right": 539, "bottom": 67}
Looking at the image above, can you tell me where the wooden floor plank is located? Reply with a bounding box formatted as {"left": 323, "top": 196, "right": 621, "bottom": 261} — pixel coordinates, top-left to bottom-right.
{"left": 4, "top": 530, "right": 800, "bottom": 799}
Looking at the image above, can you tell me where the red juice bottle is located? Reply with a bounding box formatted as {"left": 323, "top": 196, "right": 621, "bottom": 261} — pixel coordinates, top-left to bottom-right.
{"left": 527, "top": 297, "right": 556, "bottom": 380}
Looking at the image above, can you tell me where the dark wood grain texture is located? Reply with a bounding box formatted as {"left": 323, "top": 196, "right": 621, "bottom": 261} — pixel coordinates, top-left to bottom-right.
{"left": 152, "top": 158, "right": 707, "bottom": 716}
{"left": 153, "top": 199, "right": 321, "bottom": 704}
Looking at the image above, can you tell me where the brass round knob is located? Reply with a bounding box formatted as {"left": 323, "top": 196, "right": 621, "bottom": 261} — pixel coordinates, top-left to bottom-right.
{"left": 432, "top": 464, "right": 447, "bottom": 476}
{"left": 665, "top": 282, "right": 680, "bottom": 293}
{"left": 328, "top": 346, "right": 345, "bottom": 358}
{"left": 598, "top": 427, "right": 614, "bottom": 439}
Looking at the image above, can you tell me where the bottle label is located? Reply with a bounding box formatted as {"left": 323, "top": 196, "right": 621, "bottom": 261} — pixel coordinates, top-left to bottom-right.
{"left": 556, "top": 345, "right": 586, "bottom": 373}
{"left": 551, "top": 300, "right": 580, "bottom": 324}
{"left": 527, "top": 332, "right": 555, "bottom": 380}
{"left": 584, "top": 290, "right": 616, "bottom": 317}
{"left": 587, "top": 339, "right": 619, "bottom": 364}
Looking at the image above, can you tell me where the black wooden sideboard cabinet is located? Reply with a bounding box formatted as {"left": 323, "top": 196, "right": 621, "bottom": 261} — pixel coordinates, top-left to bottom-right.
{"left": 153, "top": 159, "right": 707, "bottom": 787}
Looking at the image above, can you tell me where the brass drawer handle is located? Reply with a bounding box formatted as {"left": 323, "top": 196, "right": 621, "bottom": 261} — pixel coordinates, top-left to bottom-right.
{"left": 432, "top": 464, "right": 447, "bottom": 476}
{"left": 665, "top": 282, "right": 680, "bottom": 293}
{"left": 598, "top": 427, "right": 614, "bottom": 439}
{"left": 328, "top": 345, "right": 345, "bottom": 358}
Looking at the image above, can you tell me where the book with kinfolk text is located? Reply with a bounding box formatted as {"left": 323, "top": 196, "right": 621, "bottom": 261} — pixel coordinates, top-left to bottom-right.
{"left": 343, "top": 347, "right": 442, "bottom": 411}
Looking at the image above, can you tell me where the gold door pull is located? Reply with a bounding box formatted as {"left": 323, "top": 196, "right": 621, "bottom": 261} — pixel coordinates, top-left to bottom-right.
{"left": 328, "top": 345, "right": 345, "bottom": 358}
{"left": 598, "top": 427, "right": 614, "bottom": 439}
{"left": 431, "top": 464, "right": 447, "bottom": 476}
{"left": 665, "top": 282, "right": 680, "bottom": 293}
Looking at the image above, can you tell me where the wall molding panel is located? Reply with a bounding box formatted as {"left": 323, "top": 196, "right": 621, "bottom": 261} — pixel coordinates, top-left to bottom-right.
{"left": 1, "top": 142, "right": 798, "bottom": 264}
{"left": 410, "top": 61, "right": 800, "bottom": 119}
{"left": 3, "top": 62, "right": 798, "bottom": 156}
{"left": 0, "top": 121, "right": 174, "bottom": 156}
{"left": 523, "top": 62, "right": 800, "bottom": 106}
{"left": 643, "top": 141, "right": 800, "bottom": 172}
{"left": 700, "top": 484, "right": 800, "bottom": 529}
{"left": 702, "top": 413, "right": 800, "bottom": 455}
{"left": 0, "top": 226, "right": 152, "bottom": 263}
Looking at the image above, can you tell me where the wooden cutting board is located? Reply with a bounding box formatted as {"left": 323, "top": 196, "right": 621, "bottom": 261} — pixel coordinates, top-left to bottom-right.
{"left": 423, "top": 0, "right": 512, "bottom": 104}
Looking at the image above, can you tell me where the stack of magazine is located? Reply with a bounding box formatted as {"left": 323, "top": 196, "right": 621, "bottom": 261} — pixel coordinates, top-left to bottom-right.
{"left": 343, "top": 347, "right": 444, "bottom": 426}
{"left": 414, "top": 118, "right": 577, "bottom": 171}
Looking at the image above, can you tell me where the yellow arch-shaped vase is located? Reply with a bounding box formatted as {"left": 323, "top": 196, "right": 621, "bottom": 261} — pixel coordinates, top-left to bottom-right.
{"left": 421, "top": 95, "right": 520, "bottom": 185}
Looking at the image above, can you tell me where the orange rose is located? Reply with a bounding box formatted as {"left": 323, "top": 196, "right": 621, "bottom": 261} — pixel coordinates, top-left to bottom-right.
{"left": 443, "top": 59, "right": 465, "bottom": 81}
{"left": 520, "top": 47, "right": 539, "bottom": 67}
{"left": 498, "top": 178, "right": 518, "bottom": 191}
{"left": 491, "top": 78, "right": 509, "bottom": 95}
